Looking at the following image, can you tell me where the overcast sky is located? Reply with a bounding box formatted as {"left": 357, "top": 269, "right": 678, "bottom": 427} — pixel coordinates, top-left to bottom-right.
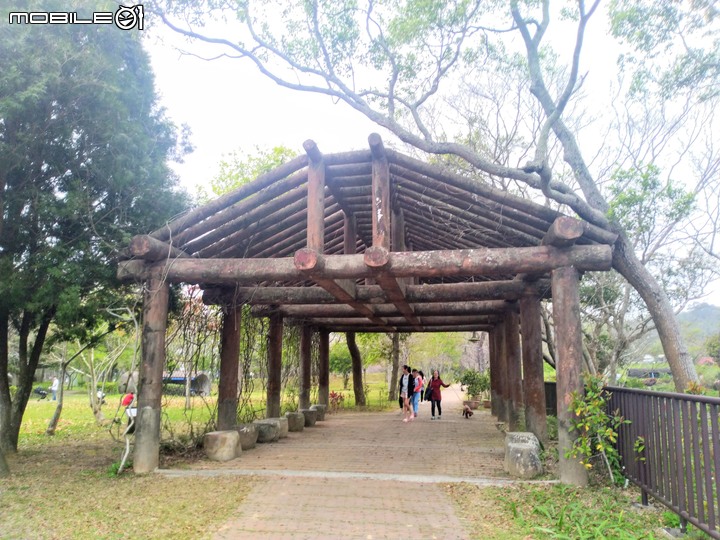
{"left": 144, "top": 25, "right": 393, "bottom": 194}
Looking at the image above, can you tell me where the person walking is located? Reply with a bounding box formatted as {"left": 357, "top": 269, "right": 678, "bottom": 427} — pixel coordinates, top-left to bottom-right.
{"left": 50, "top": 377, "right": 59, "bottom": 401}
{"left": 398, "top": 365, "right": 415, "bottom": 423}
{"left": 411, "top": 368, "right": 423, "bottom": 417}
{"left": 427, "top": 370, "right": 450, "bottom": 420}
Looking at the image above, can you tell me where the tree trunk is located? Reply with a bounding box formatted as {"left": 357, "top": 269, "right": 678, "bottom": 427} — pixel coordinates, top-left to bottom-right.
{"left": 46, "top": 363, "right": 68, "bottom": 436}
{"left": 346, "top": 332, "right": 366, "bottom": 406}
{"left": 612, "top": 237, "right": 698, "bottom": 390}
{"left": 388, "top": 333, "right": 400, "bottom": 401}
{"left": 0, "top": 445, "right": 9, "bottom": 477}
{"left": 0, "top": 309, "right": 12, "bottom": 453}
{"left": 1, "top": 309, "right": 53, "bottom": 453}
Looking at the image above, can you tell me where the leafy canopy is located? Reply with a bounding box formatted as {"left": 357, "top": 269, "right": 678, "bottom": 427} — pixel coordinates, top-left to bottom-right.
{"left": 0, "top": 14, "right": 190, "bottom": 343}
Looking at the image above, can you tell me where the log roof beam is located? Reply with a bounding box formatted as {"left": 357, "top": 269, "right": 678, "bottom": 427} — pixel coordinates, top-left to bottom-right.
{"left": 118, "top": 244, "right": 611, "bottom": 285}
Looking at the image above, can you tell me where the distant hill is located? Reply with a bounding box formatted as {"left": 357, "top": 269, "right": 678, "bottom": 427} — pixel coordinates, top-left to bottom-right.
{"left": 644, "top": 303, "right": 720, "bottom": 358}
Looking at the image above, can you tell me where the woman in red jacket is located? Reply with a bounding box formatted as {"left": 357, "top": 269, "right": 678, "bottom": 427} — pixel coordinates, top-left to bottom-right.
{"left": 427, "top": 370, "right": 450, "bottom": 420}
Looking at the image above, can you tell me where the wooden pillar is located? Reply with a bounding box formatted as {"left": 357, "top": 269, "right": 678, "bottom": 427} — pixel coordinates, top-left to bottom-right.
{"left": 552, "top": 266, "right": 588, "bottom": 487}
{"left": 520, "top": 295, "right": 547, "bottom": 442}
{"left": 134, "top": 272, "right": 169, "bottom": 473}
{"left": 318, "top": 329, "right": 330, "bottom": 406}
{"left": 495, "top": 320, "right": 507, "bottom": 422}
{"left": 299, "top": 325, "right": 312, "bottom": 410}
{"left": 369, "top": 133, "right": 391, "bottom": 250}
{"left": 217, "top": 306, "right": 242, "bottom": 430}
{"left": 489, "top": 327, "right": 500, "bottom": 418}
{"left": 343, "top": 211, "right": 357, "bottom": 255}
{"left": 505, "top": 310, "right": 523, "bottom": 431}
{"left": 304, "top": 140, "right": 325, "bottom": 252}
{"left": 343, "top": 214, "right": 365, "bottom": 407}
{"left": 266, "top": 313, "right": 283, "bottom": 418}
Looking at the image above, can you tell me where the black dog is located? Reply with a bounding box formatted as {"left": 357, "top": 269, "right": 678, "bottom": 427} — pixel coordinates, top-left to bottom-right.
{"left": 33, "top": 387, "right": 49, "bottom": 400}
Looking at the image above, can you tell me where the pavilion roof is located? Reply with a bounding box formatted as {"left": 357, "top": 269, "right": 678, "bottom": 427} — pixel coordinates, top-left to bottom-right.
{"left": 121, "top": 136, "right": 617, "bottom": 333}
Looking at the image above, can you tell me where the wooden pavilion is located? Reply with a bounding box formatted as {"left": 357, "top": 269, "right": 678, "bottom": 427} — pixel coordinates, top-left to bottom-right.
{"left": 117, "top": 134, "right": 617, "bottom": 485}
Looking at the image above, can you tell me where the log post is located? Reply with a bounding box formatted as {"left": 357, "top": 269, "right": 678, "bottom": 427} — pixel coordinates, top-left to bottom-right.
{"left": 266, "top": 313, "right": 283, "bottom": 418}
{"left": 134, "top": 273, "right": 169, "bottom": 473}
{"left": 299, "top": 325, "right": 312, "bottom": 410}
{"left": 552, "top": 266, "right": 588, "bottom": 487}
{"left": 304, "top": 140, "right": 325, "bottom": 252}
{"left": 318, "top": 329, "right": 330, "bottom": 406}
{"left": 217, "top": 306, "right": 242, "bottom": 431}
{"left": 520, "top": 295, "right": 547, "bottom": 443}
{"left": 369, "top": 133, "right": 391, "bottom": 250}
{"left": 505, "top": 310, "right": 523, "bottom": 431}
{"left": 489, "top": 326, "right": 500, "bottom": 418}
{"left": 495, "top": 320, "right": 507, "bottom": 422}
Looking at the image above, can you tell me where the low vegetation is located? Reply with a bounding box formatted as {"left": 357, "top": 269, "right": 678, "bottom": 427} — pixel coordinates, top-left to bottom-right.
{"left": 449, "top": 483, "right": 667, "bottom": 540}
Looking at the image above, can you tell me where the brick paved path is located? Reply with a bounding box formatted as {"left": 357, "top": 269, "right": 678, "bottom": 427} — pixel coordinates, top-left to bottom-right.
{"left": 159, "top": 385, "right": 515, "bottom": 539}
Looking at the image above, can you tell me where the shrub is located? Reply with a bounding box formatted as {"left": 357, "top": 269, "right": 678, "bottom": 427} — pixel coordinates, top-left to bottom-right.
{"left": 566, "top": 373, "right": 629, "bottom": 485}
{"left": 100, "top": 382, "right": 119, "bottom": 395}
{"left": 460, "top": 370, "right": 490, "bottom": 399}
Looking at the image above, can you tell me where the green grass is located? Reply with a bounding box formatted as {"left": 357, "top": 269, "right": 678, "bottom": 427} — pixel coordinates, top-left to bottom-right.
{"left": 448, "top": 483, "right": 667, "bottom": 539}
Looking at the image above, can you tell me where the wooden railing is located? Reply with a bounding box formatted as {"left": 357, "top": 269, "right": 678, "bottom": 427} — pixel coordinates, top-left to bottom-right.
{"left": 607, "top": 386, "right": 720, "bottom": 538}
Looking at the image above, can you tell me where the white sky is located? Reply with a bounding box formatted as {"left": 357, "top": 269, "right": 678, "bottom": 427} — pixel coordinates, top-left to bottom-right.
{"left": 144, "top": 26, "right": 394, "bottom": 194}
{"left": 143, "top": 20, "right": 720, "bottom": 308}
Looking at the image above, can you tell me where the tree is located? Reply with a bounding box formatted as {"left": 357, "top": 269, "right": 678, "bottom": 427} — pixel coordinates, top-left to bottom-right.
{"left": 345, "top": 332, "right": 366, "bottom": 406}
{"left": 199, "top": 146, "right": 298, "bottom": 203}
{"left": 707, "top": 333, "right": 720, "bottom": 362}
{"left": 580, "top": 165, "right": 714, "bottom": 380}
{"left": 329, "top": 342, "right": 352, "bottom": 389}
{"left": 155, "top": 0, "right": 719, "bottom": 390}
{"left": 0, "top": 9, "right": 190, "bottom": 452}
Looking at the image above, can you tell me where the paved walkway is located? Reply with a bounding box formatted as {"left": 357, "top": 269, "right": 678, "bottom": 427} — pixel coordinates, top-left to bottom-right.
{"left": 158, "top": 385, "right": 517, "bottom": 539}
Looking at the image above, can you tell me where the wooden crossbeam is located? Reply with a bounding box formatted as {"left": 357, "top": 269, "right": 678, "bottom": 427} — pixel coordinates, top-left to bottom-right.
{"left": 127, "top": 235, "right": 191, "bottom": 261}
{"left": 294, "top": 248, "right": 390, "bottom": 327}
{"left": 304, "top": 315, "right": 501, "bottom": 326}
{"left": 323, "top": 324, "right": 495, "bottom": 333}
{"left": 253, "top": 300, "right": 513, "bottom": 318}
{"left": 201, "top": 280, "right": 548, "bottom": 307}
{"left": 118, "top": 245, "right": 612, "bottom": 285}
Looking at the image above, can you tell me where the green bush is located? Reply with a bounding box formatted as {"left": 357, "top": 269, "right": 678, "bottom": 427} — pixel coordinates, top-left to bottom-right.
{"left": 546, "top": 415, "right": 558, "bottom": 440}
{"left": 460, "top": 369, "right": 490, "bottom": 399}
{"left": 567, "top": 374, "right": 628, "bottom": 485}
{"left": 622, "top": 377, "right": 645, "bottom": 389}
{"left": 100, "top": 381, "right": 119, "bottom": 395}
